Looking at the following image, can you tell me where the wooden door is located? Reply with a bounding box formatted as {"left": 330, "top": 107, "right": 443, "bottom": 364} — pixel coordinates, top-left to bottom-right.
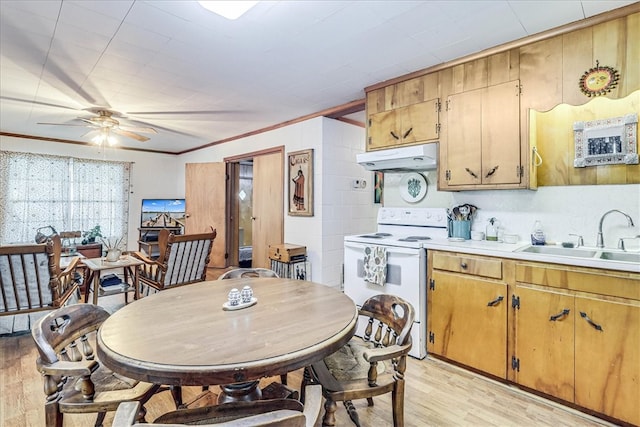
{"left": 251, "top": 152, "right": 283, "bottom": 268}
{"left": 482, "top": 80, "right": 521, "bottom": 185}
{"left": 514, "top": 286, "right": 574, "bottom": 401}
{"left": 445, "top": 89, "right": 482, "bottom": 186}
{"left": 429, "top": 271, "right": 508, "bottom": 378}
{"left": 185, "top": 162, "right": 227, "bottom": 268}
{"left": 574, "top": 296, "right": 640, "bottom": 425}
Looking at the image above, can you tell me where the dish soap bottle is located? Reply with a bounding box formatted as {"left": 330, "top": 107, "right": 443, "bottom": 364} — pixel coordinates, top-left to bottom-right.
{"left": 531, "top": 220, "right": 546, "bottom": 246}
{"left": 486, "top": 217, "right": 498, "bottom": 241}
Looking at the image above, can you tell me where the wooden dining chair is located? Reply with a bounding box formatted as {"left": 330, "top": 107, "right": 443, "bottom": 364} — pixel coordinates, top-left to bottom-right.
{"left": 31, "top": 303, "right": 163, "bottom": 427}
{"left": 0, "top": 235, "right": 81, "bottom": 334}
{"left": 132, "top": 229, "right": 217, "bottom": 294}
{"left": 217, "top": 267, "right": 279, "bottom": 280}
{"left": 112, "top": 385, "right": 323, "bottom": 427}
{"left": 302, "top": 294, "right": 415, "bottom": 427}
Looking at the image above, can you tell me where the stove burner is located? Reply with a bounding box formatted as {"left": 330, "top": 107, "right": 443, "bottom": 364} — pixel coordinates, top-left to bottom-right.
{"left": 358, "top": 232, "right": 393, "bottom": 239}
{"left": 397, "top": 238, "right": 418, "bottom": 242}
{"left": 406, "top": 236, "right": 431, "bottom": 240}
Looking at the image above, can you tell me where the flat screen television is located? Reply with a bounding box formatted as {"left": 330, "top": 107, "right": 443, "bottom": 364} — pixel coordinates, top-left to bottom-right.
{"left": 140, "top": 199, "right": 186, "bottom": 228}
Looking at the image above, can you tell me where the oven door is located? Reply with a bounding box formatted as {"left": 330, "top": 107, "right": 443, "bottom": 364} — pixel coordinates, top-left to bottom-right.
{"left": 343, "top": 240, "right": 426, "bottom": 359}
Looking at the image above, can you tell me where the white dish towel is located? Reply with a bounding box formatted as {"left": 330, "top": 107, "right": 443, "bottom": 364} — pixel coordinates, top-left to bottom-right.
{"left": 363, "top": 246, "right": 387, "bottom": 286}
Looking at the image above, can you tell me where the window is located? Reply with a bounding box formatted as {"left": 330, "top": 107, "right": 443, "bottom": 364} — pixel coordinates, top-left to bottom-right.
{"left": 0, "top": 151, "right": 131, "bottom": 245}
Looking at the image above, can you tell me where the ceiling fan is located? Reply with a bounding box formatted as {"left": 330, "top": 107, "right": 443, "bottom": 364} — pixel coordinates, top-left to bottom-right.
{"left": 38, "top": 108, "right": 157, "bottom": 143}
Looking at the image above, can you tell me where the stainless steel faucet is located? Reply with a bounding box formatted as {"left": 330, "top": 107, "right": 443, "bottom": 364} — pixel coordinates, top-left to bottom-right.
{"left": 596, "top": 210, "right": 635, "bottom": 248}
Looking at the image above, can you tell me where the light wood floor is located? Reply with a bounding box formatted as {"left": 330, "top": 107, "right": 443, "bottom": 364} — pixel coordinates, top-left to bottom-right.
{"left": 1, "top": 330, "right": 619, "bottom": 427}
{"left": 0, "top": 269, "right": 619, "bottom": 426}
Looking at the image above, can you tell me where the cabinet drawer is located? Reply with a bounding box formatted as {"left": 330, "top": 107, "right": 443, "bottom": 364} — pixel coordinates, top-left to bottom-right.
{"left": 516, "top": 263, "right": 640, "bottom": 300}
{"left": 432, "top": 252, "right": 502, "bottom": 279}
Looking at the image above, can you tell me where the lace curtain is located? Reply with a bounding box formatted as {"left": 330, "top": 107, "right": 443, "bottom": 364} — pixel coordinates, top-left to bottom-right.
{"left": 0, "top": 151, "right": 131, "bottom": 245}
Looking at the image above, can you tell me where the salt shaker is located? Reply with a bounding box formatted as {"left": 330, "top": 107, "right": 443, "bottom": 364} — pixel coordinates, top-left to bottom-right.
{"left": 227, "top": 288, "right": 241, "bottom": 306}
{"left": 241, "top": 285, "right": 253, "bottom": 303}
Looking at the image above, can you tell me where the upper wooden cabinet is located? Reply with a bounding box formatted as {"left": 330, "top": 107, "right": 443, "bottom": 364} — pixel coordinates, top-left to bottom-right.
{"left": 363, "top": 9, "right": 638, "bottom": 190}
{"left": 366, "top": 73, "right": 440, "bottom": 151}
{"left": 367, "top": 100, "right": 439, "bottom": 150}
{"left": 442, "top": 80, "right": 521, "bottom": 188}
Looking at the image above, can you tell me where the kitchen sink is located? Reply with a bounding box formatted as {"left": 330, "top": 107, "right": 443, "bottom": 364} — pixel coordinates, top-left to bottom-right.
{"left": 517, "top": 246, "right": 598, "bottom": 258}
{"left": 599, "top": 251, "right": 640, "bottom": 263}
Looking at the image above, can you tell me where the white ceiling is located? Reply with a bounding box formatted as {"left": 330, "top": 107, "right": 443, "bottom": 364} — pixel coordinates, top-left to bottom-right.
{"left": 0, "top": 1, "right": 635, "bottom": 154}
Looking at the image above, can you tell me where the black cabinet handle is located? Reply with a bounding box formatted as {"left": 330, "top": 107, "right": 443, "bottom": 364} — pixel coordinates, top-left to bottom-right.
{"left": 549, "top": 308, "right": 570, "bottom": 321}
{"left": 390, "top": 131, "right": 399, "bottom": 140}
{"left": 487, "top": 296, "right": 504, "bottom": 307}
{"left": 485, "top": 165, "right": 499, "bottom": 178}
{"left": 460, "top": 262, "right": 467, "bottom": 269}
{"left": 403, "top": 127, "right": 413, "bottom": 139}
{"left": 580, "top": 311, "right": 603, "bottom": 331}
{"left": 465, "top": 168, "right": 478, "bottom": 178}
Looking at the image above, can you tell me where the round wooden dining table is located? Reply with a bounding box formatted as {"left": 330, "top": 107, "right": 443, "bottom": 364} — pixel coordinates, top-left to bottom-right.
{"left": 96, "top": 277, "right": 357, "bottom": 402}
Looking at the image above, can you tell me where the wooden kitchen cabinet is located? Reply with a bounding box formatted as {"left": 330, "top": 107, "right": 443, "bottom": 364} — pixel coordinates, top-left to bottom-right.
{"left": 442, "top": 80, "right": 521, "bottom": 189}
{"left": 574, "top": 296, "right": 639, "bottom": 425}
{"left": 366, "top": 73, "right": 440, "bottom": 151}
{"left": 428, "top": 251, "right": 507, "bottom": 378}
{"left": 367, "top": 99, "right": 439, "bottom": 150}
{"left": 512, "top": 285, "right": 575, "bottom": 401}
{"left": 513, "top": 262, "right": 640, "bottom": 425}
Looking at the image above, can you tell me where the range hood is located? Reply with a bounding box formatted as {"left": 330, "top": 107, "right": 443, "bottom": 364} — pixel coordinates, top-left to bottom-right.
{"left": 357, "top": 143, "right": 438, "bottom": 172}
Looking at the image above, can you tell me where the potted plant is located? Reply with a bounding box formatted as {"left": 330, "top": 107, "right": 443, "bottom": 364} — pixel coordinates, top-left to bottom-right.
{"left": 82, "top": 225, "right": 102, "bottom": 244}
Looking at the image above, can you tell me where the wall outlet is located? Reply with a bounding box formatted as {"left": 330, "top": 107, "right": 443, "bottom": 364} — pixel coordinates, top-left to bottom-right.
{"left": 352, "top": 179, "right": 367, "bottom": 189}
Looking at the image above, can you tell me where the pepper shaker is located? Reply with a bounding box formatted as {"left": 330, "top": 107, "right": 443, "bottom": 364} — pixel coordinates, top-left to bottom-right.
{"left": 241, "top": 285, "right": 253, "bottom": 303}
{"left": 227, "top": 288, "right": 241, "bottom": 306}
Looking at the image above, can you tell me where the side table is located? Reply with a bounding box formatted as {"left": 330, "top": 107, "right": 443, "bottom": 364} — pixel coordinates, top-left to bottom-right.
{"left": 82, "top": 255, "right": 143, "bottom": 305}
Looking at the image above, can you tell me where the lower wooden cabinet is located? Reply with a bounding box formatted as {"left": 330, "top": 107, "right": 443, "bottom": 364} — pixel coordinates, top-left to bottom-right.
{"left": 428, "top": 250, "right": 640, "bottom": 425}
{"left": 428, "top": 252, "right": 507, "bottom": 378}
{"left": 512, "top": 286, "right": 575, "bottom": 401}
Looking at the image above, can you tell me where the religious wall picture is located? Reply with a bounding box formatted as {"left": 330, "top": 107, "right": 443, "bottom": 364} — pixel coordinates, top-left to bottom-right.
{"left": 288, "top": 149, "right": 314, "bottom": 216}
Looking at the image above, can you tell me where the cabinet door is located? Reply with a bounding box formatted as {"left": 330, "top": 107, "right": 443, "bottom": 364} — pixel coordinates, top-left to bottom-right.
{"left": 575, "top": 296, "right": 640, "bottom": 426}
{"left": 482, "top": 80, "right": 521, "bottom": 185}
{"left": 429, "top": 271, "right": 507, "bottom": 378}
{"left": 445, "top": 89, "right": 482, "bottom": 185}
{"left": 514, "top": 286, "right": 574, "bottom": 401}
{"left": 368, "top": 109, "right": 398, "bottom": 150}
{"left": 400, "top": 99, "right": 439, "bottom": 144}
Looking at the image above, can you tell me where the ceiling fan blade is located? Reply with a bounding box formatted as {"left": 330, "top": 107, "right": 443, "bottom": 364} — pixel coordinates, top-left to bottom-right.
{"left": 2, "top": 96, "right": 79, "bottom": 111}
{"left": 112, "top": 128, "right": 150, "bottom": 142}
{"left": 37, "top": 122, "right": 91, "bottom": 127}
{"left": 118, "top": 124, "right": 158, "bottom": 134}
{"left": 79, "top": 117, "right": 100, "bottom": 125}
{"left": 126, "top": 110, "right": 233, "bottom": 116}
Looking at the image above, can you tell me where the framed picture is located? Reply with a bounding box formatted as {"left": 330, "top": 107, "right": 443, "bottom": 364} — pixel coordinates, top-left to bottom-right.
{"left": 573, "top": 113, "right": 638, "bottom": 167}
{"left": 288, "top": 149, "right": 314, "bottom": 216}
{"left": 374, "top": 171, "right": 384, "bottom": 204}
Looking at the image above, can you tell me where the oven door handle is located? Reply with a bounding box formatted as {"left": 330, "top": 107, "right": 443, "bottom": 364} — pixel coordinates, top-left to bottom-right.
{"left": 344, "top": 241, "right": 424, "bottom": 255}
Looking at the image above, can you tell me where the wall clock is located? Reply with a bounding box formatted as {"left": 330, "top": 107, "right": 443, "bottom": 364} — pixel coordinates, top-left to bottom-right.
{"left": 579, "top": 61, "right": 619, "bottom": 97}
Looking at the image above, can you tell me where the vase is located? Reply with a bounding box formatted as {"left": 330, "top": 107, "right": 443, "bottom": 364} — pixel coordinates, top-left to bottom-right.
{"left": 106, "top": 249, "right": 121, "bottom": 262}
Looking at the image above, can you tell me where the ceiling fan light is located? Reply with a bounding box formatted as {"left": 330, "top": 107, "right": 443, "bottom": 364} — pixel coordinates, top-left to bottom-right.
{"left": 92, "top": 133, "right": 105, "bottom": 145}
{"left": 198, "top": 1, "right": 258, "bottom": 20}
{"left": 107, "top": 135, "right": 118, "bottom": 146}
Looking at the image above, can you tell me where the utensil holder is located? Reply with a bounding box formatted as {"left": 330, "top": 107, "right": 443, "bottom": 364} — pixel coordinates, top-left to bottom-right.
{"left": 451, "top": 220, "right": 471, "bottom": 240}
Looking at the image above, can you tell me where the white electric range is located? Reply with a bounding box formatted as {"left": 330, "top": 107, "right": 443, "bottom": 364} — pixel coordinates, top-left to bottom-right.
{"left": 343, "top": 207, "right": 449, "bottom": 359}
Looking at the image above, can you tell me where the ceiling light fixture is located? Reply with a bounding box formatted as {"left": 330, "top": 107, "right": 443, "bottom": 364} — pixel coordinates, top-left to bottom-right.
{"left": 92, "top": 128, "right": 117, "bottom": 146}
{"left": 198, "top": 1, "right": 258, "bottom": 20}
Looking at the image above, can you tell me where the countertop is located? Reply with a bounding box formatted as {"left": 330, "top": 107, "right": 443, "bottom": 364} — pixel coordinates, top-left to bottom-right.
{"left": 424, "top": 239, "right": 640, "bottom": 274}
